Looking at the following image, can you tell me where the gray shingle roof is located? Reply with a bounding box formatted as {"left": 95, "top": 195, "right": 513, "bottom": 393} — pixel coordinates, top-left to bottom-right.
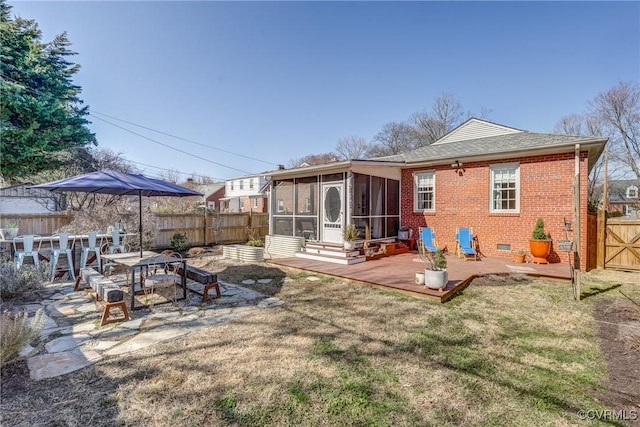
{"left": 374, "top": 131, "right": 606, "bottom": 164}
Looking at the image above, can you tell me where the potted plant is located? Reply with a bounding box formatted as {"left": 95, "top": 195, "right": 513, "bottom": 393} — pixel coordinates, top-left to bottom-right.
{"left": 529, "top": 218, "right": 551, "bottom": 264}
{"left": 418, "top": 242, "right": 448, "bottom": 290}
{"left": 0, "top": 222, "right": 19, "bottom": 240}
{"left": 342, "top": 224, "right": 359, "bottom": 250}
{"left": 512, "top": 248, "right": 526, "bottom": 263}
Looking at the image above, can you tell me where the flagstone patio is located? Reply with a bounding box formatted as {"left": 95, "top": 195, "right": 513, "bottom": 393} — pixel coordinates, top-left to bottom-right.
{"left": 13, "top": 273, "right": 285, "bottom": 381}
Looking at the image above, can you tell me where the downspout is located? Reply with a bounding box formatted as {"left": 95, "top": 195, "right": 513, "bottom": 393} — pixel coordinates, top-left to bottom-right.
{"left": 573, "top": 144, "right": 581, "bottom": 300}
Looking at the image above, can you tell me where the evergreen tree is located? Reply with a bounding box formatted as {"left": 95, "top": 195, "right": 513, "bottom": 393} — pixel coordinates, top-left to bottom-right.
{"left": 0, "top": 0, "right": 96, "bottom": 182}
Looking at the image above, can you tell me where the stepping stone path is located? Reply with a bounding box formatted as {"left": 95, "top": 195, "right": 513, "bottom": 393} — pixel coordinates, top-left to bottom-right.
{"left": 8, "top": 273, "right": 284, "bottom": 381}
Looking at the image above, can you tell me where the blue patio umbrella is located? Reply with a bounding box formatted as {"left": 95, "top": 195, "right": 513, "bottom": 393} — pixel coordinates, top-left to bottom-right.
{"left": 29, "top": 170, "right": 203, "bottom": 257}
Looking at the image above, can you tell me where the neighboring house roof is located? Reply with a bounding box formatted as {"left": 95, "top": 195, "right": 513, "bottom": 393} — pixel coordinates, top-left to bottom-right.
{"left": 0, "top": 182, "right": 56, "bottom": 198}
{"left": 196, "top": 183, "right": 225, "bottom": 199}
{"left": 607, "top": 179, "right": 640, "bottom": 204}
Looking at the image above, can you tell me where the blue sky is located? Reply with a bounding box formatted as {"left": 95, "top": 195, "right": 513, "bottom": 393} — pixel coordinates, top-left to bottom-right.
{"left": 9, "top": 1, "right": 640, "bottom": 182}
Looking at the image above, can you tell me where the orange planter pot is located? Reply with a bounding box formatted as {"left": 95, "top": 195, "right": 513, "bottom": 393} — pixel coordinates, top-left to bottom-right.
{"left": 512, "top": 253, "right": 526, "bottom": 263}
{"left": 529, "top": 239, "right": 551, "bottom": 264}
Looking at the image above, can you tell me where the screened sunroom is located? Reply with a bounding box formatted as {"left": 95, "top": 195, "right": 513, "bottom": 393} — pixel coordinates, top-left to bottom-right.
{"left": 268, "top": 162, "right": 402, "bottom": 245}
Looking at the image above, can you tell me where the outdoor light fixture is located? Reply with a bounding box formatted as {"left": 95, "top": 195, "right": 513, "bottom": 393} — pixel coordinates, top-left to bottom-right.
{"left": 451, "top": 160, "right": 465, "bottom": 175}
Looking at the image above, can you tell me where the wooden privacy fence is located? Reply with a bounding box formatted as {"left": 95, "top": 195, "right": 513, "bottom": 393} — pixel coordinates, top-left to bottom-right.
{"left": 0, "top": 211, "right": 269, "bottom": 250}
{"left": 0, "top": 212, "right": 73, "bottom": 235}
{"left": 597, "top": 209, "right": 640, "bottom": 271}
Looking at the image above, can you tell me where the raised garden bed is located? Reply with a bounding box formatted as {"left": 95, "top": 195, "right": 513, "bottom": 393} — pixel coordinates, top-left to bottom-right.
{"left": 222, "top": 244, "right": 264, "bottom": 262}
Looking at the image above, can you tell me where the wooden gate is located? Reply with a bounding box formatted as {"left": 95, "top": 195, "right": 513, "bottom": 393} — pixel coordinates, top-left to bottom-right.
{"left": 598, "top": 209, "right": 640, "bottom": 271}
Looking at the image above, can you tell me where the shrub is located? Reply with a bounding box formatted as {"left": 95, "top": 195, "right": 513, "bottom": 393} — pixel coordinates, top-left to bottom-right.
{"left": 170, "top": 232, "right": 189, "bottom": 252}
{"left": 531, "top": 218, "right": 550, "bottom": 240}
{"left": 1, "top": 308, "right": 45, "bottom": 367}
{"left": 0, "top": 261, "right": 49, "bottom": 301}
{"left": 246, "top": 227, "right": 264, "bottom": 247}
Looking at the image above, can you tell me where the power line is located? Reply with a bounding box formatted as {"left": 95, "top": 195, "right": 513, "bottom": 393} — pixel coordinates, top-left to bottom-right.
{"left": 89, "top": 114, "right": 252, "bottom": 175}
{"left": 1, "top": 74, "right": 270, "bottom": 176}
{"left": 91, "top": 110, "right": 278, "bottom": 167}
{"left": 128, "top": 159, "right": 226, "bottom": 182}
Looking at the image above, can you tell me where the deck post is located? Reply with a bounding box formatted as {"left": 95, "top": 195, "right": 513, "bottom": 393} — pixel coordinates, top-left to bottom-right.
{"left": 573, "top": 144, "right": 581, "bottom": 301}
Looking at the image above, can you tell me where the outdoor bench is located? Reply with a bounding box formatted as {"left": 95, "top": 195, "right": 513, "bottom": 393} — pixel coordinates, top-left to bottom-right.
{"left": 74, "top": 267, "right": 130, "bottom": 326}
{"left": 178, "top": 265, "right": 220, "bottom": 302}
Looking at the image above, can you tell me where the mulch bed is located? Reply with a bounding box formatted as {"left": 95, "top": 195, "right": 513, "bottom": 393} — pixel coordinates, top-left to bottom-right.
{"left": 594, "top": 296, "right": 640, "bottom": 426}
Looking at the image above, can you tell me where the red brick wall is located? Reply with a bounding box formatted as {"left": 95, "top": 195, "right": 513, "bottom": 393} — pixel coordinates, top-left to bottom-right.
{"left": 401, "top": 151, "right": 590, "bottom": 269}
{"left": 239, "top": 196, "right": 267, "bottom": 213}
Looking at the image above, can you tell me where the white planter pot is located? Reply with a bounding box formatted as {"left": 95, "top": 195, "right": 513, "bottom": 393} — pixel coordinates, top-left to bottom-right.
{"left": 424, "top": 269, "right": 448, "bottom": 290}
{"left": 415, "top": 271, "right": 425, "bottom": 285}
{"left": 0, "top": 228, "right": 19, "bottom": 240}
{"left": 344, "top": 241, "right": 354, "bottom": 251}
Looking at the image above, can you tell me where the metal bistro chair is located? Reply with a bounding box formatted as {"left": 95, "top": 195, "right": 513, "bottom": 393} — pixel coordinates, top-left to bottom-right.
{"left": 107, "top": 230, "right": 127, "bottom": 254}
{"left": 49, "top": 233, "right": 76, "bottom": 282}
{"left": 102, "top": 239, "right": 131, "bottom": 279}
{"left": 143, "top": 251, "right": 182, "bottom": 306}
{"left": 80, "top": 231, "right": 103, "bottom": 272}
{"left": 13, "top": 234, "right": 42, "bottom": 269}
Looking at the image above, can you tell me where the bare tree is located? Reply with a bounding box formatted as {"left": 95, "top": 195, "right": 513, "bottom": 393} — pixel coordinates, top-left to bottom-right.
{"left": 335, "top": 135, "right": 370, "bottom": 160}
{"left": 287, "top": 153, "right": 339, "bottom": 168}
{"left": 28, "top": 147, "right": 136, "bottom": 212}
{"left": 190, "top": 173, "right": 215, "bottom": 185}
{"left": 410, "top": 92, "right": 468, "bottom": 147}
{"left": 587, "top": 81, "right": 640, "bottom": 179}
{"left": 554, "top": 114, "right": 608, "bottom": 210}
{"left": 368, "top": 122, "right": 415, "bottom": 157}
{"left": 156, "top": 168, "right": 181, "bottom": 184}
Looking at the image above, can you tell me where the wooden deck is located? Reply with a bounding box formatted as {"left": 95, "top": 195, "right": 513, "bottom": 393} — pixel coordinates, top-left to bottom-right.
{"left": 267, "top": 251, "right": 573, "bottom": 302}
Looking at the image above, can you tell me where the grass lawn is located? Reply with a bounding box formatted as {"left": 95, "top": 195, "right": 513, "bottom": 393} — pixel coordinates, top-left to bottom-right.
{"left": 1, "top": 262, "right": 638, "bottom": 426}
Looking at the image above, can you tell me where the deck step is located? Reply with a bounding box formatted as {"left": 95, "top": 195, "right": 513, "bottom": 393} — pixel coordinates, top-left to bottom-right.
{"left": 295, "top": 252, "right": 367, "bottom": 265}
{"left": 302, "top": 245, "right": 359, "bottom": 258}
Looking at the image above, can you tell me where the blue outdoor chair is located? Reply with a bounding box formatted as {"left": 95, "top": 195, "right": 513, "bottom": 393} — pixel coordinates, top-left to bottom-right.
{"left": 456, "top": 227, "right": 478, "bottom": 261}
{"left": 419, "top": 227, "right": 438, "bottom": 253}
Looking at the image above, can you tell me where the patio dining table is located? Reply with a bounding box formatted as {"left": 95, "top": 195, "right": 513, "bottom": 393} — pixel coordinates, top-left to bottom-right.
{"left": 101, "top": 251, "right": 188, "bottom": 310}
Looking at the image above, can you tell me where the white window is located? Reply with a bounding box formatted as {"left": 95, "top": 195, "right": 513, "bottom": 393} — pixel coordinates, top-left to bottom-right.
{"left": 413, "top": 172, "right": 435, "bottom": 212}
{"left": 239, "top": 180, "right": 244, "bottom": 190}
{"left": 230, "top": 181, "right": 234, "bottom": 190}
{"left": 277, "top": 199, "right": 284, "bottom": 212}
{"left": 253, "top": 198, "right": 258, "bottom": 208}
{"left": 626, "top": 186, "right": 638, "bottom": 199}
{"left": 249, "top": 179, "right": 255, "bottom": 190}
{"left": 490, "top": 163, "right": 520, "bottom": 213}
{"left": 305, "top": 197, "right": 311, "bottom": 213}
{"left": 240, "top": 199, "right": 245, "bottom": 209}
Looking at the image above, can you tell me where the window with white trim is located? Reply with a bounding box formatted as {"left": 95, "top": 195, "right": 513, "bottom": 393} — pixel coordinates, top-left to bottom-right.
{"left": 240, "top": 199, "right": 245, "bottom": 209}
{"left": 490, "top": 163, "right": 520, "bottom": 212}
{"left": 249, "top": 179, "right": 255, "bottom": 190}
{"left": 414, "top": 172, "right": 435, "bottom": 211}
{"left": 626, "top": 185, "right": 638, "bottom": 199}
{"left": 230, "top": 181, "right": 234, "bottom": 190}
{"left": 277, "top": 199, "right": 284, "bottom": 213}
{"left": 253, "top": 198, "right": 258, "bottom": 208}
{"left": 239, "top": 180, "right": 244, "bottom": 190}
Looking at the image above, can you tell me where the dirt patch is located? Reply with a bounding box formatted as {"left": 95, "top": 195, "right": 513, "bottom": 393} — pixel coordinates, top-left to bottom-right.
{"left": 470, "top": 273, "right": 534, "bottom": 287}
{"left": 594, "top": 295, "right": 640, "bottom": 425}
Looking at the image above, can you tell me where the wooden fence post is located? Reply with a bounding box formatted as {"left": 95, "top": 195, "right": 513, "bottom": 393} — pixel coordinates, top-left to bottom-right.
{"left": 596, "top": 208, "right": 606, "bottom": 269}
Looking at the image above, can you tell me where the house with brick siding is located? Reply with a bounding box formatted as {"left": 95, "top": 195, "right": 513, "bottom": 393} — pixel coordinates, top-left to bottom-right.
{"left": 263, "top": 118, "right": 607, "bottom": 270}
